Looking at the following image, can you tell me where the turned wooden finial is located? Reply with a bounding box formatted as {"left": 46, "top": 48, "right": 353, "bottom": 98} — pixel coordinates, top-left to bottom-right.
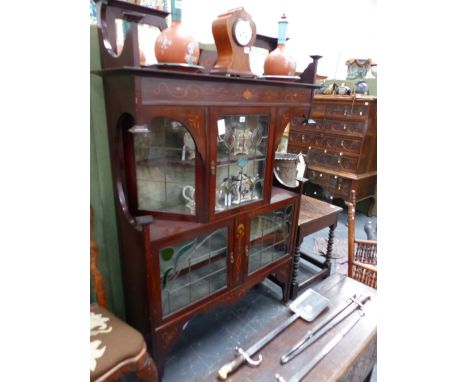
{"left": 90, "top": 206, "right": 108, "bottom": 308}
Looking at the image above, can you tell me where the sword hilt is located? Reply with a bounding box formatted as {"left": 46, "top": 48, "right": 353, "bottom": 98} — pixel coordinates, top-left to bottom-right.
{"left": 275, "top": 373, "right": 287, "bottom": 382}
{"left": 351, "top": 294, "right": 372, "bottom": 310}
{"left": 217, "top": 347, "right": 262, "bottom": 380}
{"left": 237, "top": 347, "right": 262, "bottom": 366}
{"left": 218, "top": 353, "right": 245, "bottom": 380}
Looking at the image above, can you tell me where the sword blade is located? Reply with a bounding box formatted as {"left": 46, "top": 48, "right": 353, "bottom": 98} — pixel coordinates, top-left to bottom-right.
{"left": 281, "top": 293, "right": 370, "bottom": 363}
{"left": 246, "top": 312, "right": 300, "bottom": 355}
{"left": 290, "top": 313, "right": 363, "bottom": 382}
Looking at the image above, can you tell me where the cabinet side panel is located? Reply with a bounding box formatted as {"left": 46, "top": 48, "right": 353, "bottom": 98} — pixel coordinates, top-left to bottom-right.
{"left": 90, "top": 24, "right": 125, "bottom": 318}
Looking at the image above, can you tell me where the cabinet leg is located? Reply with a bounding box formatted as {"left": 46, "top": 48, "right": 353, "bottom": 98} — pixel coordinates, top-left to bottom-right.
{"left": 325, "top": 225, "right": 335, "bottom": 276}
{"left": 289, "top": 244, "right": 301, "bottom": 300}
{"left": 136, "top": 352, "right": 158, "bottom": 382}
{"left": 151, "top": 321, "right": 185, "bottom": 380}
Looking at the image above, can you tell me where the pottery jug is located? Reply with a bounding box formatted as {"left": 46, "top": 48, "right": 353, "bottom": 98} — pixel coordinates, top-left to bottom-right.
{"left": 336, "top": 83, "right": 351, "bottom": 95}
{"left": 263, "top": 14, "right": 296, "bottom": 76}
{"left": 182, "top": 185, "right": 196, "bottom": 213}
{"left": 154, "top": 0, "right": 200, "bottom": 65}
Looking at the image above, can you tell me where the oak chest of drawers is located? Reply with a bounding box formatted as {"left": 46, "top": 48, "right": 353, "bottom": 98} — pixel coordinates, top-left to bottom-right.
{"left": 287, "top": 95, "right": 377, "bottom": 214}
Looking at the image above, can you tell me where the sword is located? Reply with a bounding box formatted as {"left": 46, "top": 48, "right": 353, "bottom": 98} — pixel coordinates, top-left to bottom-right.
{"left": 217, "top": 289, "right": 329, "bottom": 380}
{"left": 280, "top": 293, "right": 371, "bottom": 364}
{"left": 276, "top": 311, "right": 365, "bottom": 382}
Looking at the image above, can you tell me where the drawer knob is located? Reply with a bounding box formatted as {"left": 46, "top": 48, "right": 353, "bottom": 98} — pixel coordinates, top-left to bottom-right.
{"left": 343, "top": 124, "right": 347, "bottom": 130}
{"left": 301, "top": 134, "right": 305, "bottom": 142}
{"left": 340, "top": 140, "right": 344, "bottom": 147}
{"left": 245, "top": 245, "right": 249, "bottom": 257}
{"left": 230, "top": 252, "right": 234, "bottom": 264}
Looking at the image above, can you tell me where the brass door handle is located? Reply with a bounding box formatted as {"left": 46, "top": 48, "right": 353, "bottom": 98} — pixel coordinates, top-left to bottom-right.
{"left": 210, "top": 160, "right": 216, "bottom": 176}
{"left": 230, "top": 252, "right": 234, "bottom": 264}
{"left": 245, "top": 245, "right": 249, "bottom": 257}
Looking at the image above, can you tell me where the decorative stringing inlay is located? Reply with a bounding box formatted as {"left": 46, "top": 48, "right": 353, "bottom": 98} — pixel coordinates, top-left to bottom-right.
{"left": 235, "top": 252, "right": 242, "bottom": 280}
{"left": 146, "top": 81, "right": 310, "bottom": 104}
{"left": 280, "top": 111, "right": 292, "bottom": 129}
{"left": 186, "top": 113, "right": 200, "bottom": 129}
{"left": 160, "top": 324, "right": 180, "bottom": 347}
{"left": 236, "top": 224, "right": 245, "bottom": 252}
{"left": 243, "top": 88, "right": 253, "bottom": 100}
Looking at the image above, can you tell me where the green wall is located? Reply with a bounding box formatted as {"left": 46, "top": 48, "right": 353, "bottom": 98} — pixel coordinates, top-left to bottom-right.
{"left": 90, "top": 25, "right": 125, "bottom": 319}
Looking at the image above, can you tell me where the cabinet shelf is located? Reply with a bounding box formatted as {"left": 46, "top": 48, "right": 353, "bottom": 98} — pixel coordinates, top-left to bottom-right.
{"left": 137, "top": 159, "right": 195, "bottom": 168}
{"left": 216, "top": 154, "right": 266, "bottom": 166}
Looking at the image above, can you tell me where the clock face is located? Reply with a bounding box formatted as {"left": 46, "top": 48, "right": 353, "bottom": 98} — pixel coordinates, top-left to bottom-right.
{"left": 233, "top": 19, "right": 253, "bottom": 47}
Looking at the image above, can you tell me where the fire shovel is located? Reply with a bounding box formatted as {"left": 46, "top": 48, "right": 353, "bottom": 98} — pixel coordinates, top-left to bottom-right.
{"left": 217, "top": 288, "right": 330, "bottom": 380}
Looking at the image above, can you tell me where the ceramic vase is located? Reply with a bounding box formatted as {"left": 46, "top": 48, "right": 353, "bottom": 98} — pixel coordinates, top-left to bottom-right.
{"left": 355, "top": 80, "right": 369, "bottom": 95}
{"left": 263, "top": 14, "right": 296, "bottom": 76}
{"left": 345, "top": 58, "right": 372, "bottom": 80}
{"left": 154, "top": 0, "right": 200, "bottom": 65}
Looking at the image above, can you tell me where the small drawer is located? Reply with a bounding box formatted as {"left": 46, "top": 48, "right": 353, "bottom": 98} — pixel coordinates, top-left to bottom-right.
{"left": 307, "top": 132, "right": 362, "bottom": 154}
{"left": 303, "top": 177, "right": 351, "bottom": 200}
{"left": 288, "top": 131, "right": 310, "bottom": 146}
{"left": 325, "top": 104, "right": 369, "bottom": 119}
{"left": 324, "top": 120, "right": 367, "bottom": 136}
{"left": 307, "top": 148, "right": 359, "bottom": 171}
{"left": 310, "top": 104, "right": 326, "bottom": 118}
{"left": 307, "top": 171, "right": 352, "bottom": 196}
{"left": 285, "top": 145, "right": 302, "bottom": 155}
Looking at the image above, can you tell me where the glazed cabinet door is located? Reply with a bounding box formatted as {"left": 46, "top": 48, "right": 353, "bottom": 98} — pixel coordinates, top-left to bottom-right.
{"left": 156, "top": 220, "right": 234, "bottom": 319}
{"left": 126, "top": 106, "right": 208, "bottom": 221}
{"left": 244, "top": 202, "right": 295, "bottom": 277}
{"left": 209, "top": 107, "right": 275, "bottom": 220}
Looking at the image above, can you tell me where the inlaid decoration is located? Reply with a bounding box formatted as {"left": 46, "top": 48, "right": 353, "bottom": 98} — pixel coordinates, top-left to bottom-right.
{"left": 243, "top": 88, "right": 253, "bottom": 100}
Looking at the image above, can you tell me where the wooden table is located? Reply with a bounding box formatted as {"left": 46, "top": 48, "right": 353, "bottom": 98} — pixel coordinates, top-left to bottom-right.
{"left": 290, "top": 195, "right": 343, "bottom": 299}
{"left": 210, "top": 274, "right": 377, "bottom": 382}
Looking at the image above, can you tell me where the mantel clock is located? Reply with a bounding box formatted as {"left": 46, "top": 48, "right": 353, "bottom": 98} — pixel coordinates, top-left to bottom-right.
{"left": 211, "top": 7, "right": 256, "bottom": 77}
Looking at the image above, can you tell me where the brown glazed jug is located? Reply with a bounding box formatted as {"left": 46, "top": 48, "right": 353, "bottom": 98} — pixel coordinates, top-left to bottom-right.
{"left": 263, "top": 14, "right": 296, "bottom": 76}
{"left": 154, "top": 0, "right": 200, "bottom": 65}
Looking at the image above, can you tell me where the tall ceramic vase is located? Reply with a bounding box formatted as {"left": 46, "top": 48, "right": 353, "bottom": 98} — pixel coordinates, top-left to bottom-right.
{"left": 155, "top": 0, "right": 200, "bottom": 65}
{"left": 263, "top": 14, "right": 296, "bottom": 76}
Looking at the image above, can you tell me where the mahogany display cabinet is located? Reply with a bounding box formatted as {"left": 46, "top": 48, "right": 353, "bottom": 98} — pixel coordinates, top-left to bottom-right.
{"left": 93, "top": 0, "right": 320, "bottom": 376}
